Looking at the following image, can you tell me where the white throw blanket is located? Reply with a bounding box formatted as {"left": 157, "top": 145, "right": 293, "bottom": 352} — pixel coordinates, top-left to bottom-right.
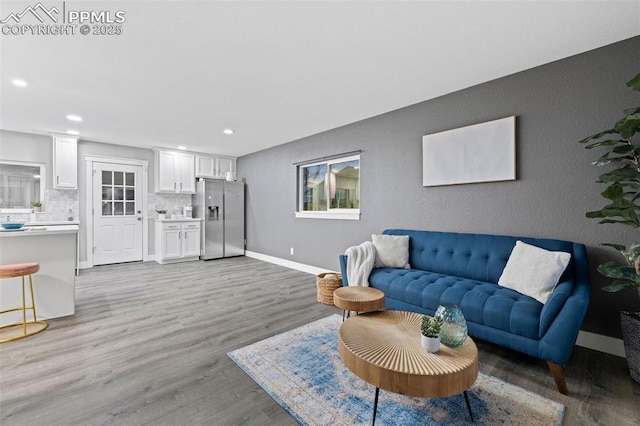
{"left": 345, "top": 241, "right": 376, "bottom": 287}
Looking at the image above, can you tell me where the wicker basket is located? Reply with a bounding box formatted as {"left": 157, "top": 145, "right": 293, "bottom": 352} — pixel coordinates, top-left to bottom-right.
{"left": 621, "top": 311, "right": 640, "bottom": 384}
{"left": 317, "top": 272, "right": 343, "bottom": 305}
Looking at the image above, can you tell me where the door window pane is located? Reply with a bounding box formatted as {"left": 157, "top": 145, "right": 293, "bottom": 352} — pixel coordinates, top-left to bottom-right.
{"left": 102, "top": 171, "right": 112, "bottom": 185}
{"left": 102, "top": 202, "right": 112, "bottom": 216}
{"left": 114, "top": 202, "right": 124, "bottom": 215}
{"left": 114, "top": 187, "right": 124, "bottom": 201}
{"left": 114, "top": 172, "right": 123, "bottom": 185}
{"left": 102, "top": 186, "right": 112, "bottom": 200}
{"left": 101, "top": 169, "right": 136, "bottom": 216}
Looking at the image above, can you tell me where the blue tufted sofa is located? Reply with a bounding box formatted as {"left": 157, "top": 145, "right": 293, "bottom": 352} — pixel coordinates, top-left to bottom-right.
{"left": 339, "top": 229, "right": 590, "bottom": 394}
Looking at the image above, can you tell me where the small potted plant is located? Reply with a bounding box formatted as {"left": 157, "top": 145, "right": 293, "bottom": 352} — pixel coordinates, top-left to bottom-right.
{"left": 156, "top": 209, "right": 167, "bottom": 220}
{"left": 421, "top": 314, "right": 444, "bottom": 353}
{"left": 31, "top": 201, "right": 42, "bottom": 212}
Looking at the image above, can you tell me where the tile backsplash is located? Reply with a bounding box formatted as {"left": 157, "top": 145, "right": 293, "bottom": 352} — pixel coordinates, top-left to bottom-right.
{"left": 5, "top": 190, "right": 193, "bottom": 223}
{"left": 149, "top": 193, "right": 192, "bottom": 219}
{"left": 5, "top": 189, "right": 79, "bottom": 223}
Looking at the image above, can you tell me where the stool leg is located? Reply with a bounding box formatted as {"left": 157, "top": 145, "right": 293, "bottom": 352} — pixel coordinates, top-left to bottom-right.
{"left": 21, "top": 275, "right": 27, "bottom": 336}
{"left": 28, "top": 273, "right": 37, "bottom": 322}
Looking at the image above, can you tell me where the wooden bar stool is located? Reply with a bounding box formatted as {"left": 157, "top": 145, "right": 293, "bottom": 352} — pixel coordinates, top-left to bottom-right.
{"left": 0, "top": 262, "right": 48, "bottom": 343}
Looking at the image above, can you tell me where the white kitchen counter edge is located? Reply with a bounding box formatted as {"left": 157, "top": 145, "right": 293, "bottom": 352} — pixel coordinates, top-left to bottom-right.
{"left": 26, "top": 221, "right": 80, "bottom": 226}
{"left": 154, "top": 218, "right": 202, "bottom": 222}
{"left": 0, "top": 224, "right": 79, "bottom": 237}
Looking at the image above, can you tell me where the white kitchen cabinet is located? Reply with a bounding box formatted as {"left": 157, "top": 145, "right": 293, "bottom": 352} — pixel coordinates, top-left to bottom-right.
{"left": 195, "top": 154, "right": 236, "bottom": 179}
{"left": 53, "top": 135, "right": 78, "bottom": 189}
{"left": 155, "top": 219, "right": 201, "bottom": 264}
{"left": 182, "top": 224, "right": 201, "bottom": 257}
{"left": 154, "top": 149, "right": 195, "bottom": 193}
{"left": 196, "top": 155, "right": 215, "bottom": 178}
{"left": 215, "top": 156, "right": 235, "bottom": 179}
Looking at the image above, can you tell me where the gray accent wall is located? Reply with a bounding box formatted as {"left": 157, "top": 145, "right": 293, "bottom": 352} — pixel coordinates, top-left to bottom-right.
{"left": 237, "top": 36, "right": 640, "bottom": 338}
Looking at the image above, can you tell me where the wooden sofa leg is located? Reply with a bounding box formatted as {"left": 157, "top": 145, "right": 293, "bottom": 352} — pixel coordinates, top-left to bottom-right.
{"left": 547, "top": 362, "right": 568, "bottom": 395}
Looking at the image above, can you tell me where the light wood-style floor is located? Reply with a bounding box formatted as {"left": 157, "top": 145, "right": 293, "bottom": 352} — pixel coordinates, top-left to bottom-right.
{"left": 0, "top": 258, "right": 638, "bottom": 425}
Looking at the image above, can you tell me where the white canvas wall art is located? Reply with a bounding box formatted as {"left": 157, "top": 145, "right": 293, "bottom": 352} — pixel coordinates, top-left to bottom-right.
{"left": 422, "top": 116, "right": 516, "bottom": 187}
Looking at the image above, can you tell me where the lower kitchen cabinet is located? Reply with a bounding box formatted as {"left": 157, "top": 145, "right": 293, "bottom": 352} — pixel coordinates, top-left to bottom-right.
{"left": 155, "top": 219, "right": 202, "bottom": 264}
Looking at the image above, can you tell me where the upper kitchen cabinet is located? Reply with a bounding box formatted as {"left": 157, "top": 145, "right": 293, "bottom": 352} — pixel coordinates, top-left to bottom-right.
{"left": 52, "top": 135, "right": 78, "bottom": 189}
{"left": 154, "top": 149, "right": 195, "bottom": 193}
{"left": 195, "top": 154, "right": 236, "bottom": 179}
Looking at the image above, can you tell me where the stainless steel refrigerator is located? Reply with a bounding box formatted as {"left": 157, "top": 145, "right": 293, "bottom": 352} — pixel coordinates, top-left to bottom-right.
{"left": 192, "top": 178, "right": 245, "bottom": 260}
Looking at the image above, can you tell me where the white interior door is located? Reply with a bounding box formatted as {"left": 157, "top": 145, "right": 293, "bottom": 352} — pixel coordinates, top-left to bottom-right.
{"left": 92, "top": 162, "right": 143, "bottom": 265}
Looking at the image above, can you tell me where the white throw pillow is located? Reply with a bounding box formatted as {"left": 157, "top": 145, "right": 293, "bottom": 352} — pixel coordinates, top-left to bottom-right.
{"left": 498, "top": 241, "right": 571, "bottom": 304}
{"left": 371, "top": 234, "right": 410, "bottom": 268}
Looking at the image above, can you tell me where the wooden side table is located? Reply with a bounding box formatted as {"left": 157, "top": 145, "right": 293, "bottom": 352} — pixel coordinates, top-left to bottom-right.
{"left": 333, "top": 286, "right": 385, "bottom": 321}
{"left": 338, "top": 310, "right": 478, "bottom": 424}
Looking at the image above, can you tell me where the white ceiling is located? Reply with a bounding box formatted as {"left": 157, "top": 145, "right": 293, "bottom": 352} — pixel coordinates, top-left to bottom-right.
{"left": 1, "top": 1, "right": 639, "bottom": 157}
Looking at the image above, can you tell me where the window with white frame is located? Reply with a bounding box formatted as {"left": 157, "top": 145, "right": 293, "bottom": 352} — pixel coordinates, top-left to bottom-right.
{"left": 296, "top": 154, "right": 360, "bottom": 220}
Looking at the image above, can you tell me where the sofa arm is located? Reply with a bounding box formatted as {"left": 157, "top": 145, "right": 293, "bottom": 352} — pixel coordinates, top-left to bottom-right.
{"left": 539, "top": 282, "right": 590, "bottom": 365}
{"left": 339, "top": 254, "right": 349, "bottom": 286}
{"left": 539, "top": 281, "right": 572, "bottom": 337}
{"left": 538, "top": 242, "right": 590, "bottom": 364}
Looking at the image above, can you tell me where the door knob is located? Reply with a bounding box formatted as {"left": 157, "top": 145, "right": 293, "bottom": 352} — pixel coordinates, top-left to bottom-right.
{"left": 137, "top": 217, "right": 142, "bottom": 221}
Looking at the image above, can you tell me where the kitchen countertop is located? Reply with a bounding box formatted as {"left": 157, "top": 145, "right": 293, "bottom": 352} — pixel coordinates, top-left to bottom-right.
{"left": 26, "top": 221, "right": 80, "bottom": 226}
{"left": 155, "top": 218, "right": 202, "bottom": 222}
{"left": 0, "top": 224, "right": 79, "bottom": 237}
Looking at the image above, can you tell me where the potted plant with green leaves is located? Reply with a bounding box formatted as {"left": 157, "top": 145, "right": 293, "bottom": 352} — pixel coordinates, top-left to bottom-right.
{"left": 156, "top": 209, "right": 167, "bottom": 220}
{"left": 579, "top": 71, "right": 640, "bottom": 383}
{"left": 31, "top": 201, "right": 42, "bottom": 213}
{"left": 421, "top": 313, "right": 444, "bottom": 353}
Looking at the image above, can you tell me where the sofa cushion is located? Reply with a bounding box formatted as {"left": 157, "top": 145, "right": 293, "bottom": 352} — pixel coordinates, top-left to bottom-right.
{"left": 498, "top": 241, "right": 571, "bottom": 304}
{"left": 371, "top": 234, "right": 410, "bottom": 268}
{"left": 369, "top": 267, "right": 542, "bottom": 340}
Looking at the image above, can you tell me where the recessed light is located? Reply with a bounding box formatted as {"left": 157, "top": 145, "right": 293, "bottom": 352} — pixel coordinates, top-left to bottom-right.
{"left": 12, "top": 79, "right": 27, "bottom": 87}
{"left": 67, "top": 130, "right": 79, "bottom": 136}
{"left": 66, "top": 114, "right": 83, "bottom": 122}
{"left": 223, "top": 129, "right": 234, "bottom": 135}
{"left": 177, "top": 145, "right": 186, "bottom": 150}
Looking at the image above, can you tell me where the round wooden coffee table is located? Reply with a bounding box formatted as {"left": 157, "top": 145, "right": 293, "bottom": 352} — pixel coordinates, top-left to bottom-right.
{"left": 333, "top": 286, "right": 385, "bottom": 321}
{"left": 338, "top": 310, "right": 478, "bottom": 424}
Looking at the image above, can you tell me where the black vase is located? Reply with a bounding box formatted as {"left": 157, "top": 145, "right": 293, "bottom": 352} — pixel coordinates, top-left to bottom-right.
{"left": 621, "top": 311, "right": 640, "bottom": 384}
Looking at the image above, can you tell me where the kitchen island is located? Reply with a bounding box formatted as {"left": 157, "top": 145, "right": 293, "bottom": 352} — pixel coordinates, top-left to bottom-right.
{"left": 0, "top": 224, "right": 78, "bottom": 324}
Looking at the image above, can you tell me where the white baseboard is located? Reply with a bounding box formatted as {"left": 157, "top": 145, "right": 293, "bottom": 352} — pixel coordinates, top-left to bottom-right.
{"left": 245, "top": 250, "right": 329, "bottom": 276}
{"left": 576, "top": 330, "right": 626, "bottom": 358}
{"left": 245, "top": 250, "right": 627, "bottom": 359}
{"left": 78, "top": 255, "right": 156, "bottom": 270}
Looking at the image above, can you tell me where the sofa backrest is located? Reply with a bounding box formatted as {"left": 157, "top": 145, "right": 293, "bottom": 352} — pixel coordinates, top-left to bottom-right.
{"left": 382, "top": 229, "right": 578, "bottom": 284}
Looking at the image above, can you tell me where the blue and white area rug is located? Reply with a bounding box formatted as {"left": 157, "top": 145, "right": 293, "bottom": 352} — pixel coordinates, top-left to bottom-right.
{"left": 228, "top": 314, "right": 564, "bottom": 425}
